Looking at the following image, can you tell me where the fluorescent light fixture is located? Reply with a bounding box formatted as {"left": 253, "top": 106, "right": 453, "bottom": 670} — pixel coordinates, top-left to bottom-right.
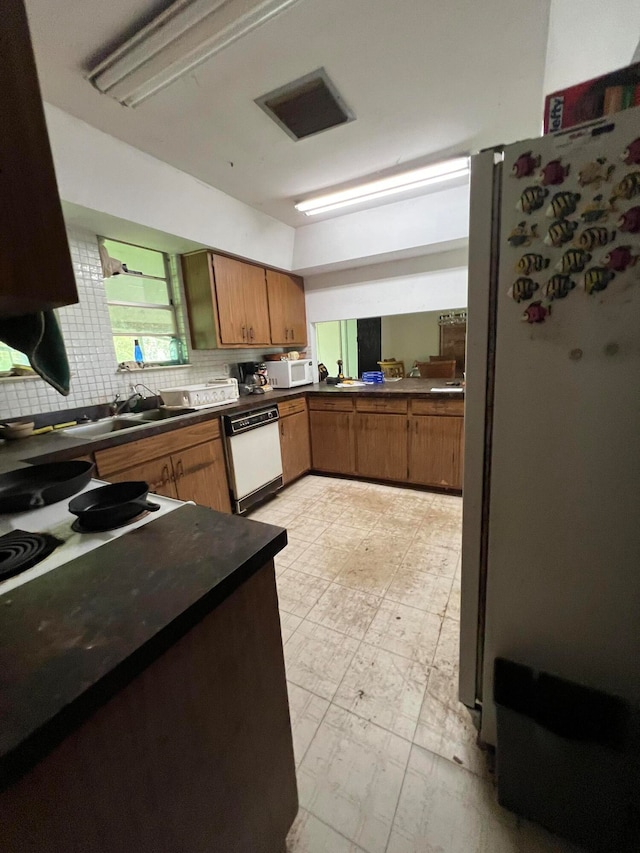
{"left": 295, "top": 157, "right": 470, "bottom": 215}
{"left": 87, "top": 0, "right": 304, "bottom": 108}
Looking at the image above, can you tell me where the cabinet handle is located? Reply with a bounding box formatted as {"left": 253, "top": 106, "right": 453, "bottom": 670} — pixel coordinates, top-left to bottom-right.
{"left": 242, "top": 326, "right": 246, "bottom": 341}
{"left": 161, "top": 464, "right": 171, "bottom": 486}
{"left": 175, "top": 460, "right": 184, "bottom": 480}
{"left": 249, "top": 327, "right": 254, "bottom": 340}
{"left": 280, "top": 422, "right": 284, "bottom": 437}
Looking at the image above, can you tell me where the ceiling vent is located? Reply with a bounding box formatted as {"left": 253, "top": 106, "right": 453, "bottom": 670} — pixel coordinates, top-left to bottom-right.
{"left": 255, "top": 68, "right": 354, "bottom": 140}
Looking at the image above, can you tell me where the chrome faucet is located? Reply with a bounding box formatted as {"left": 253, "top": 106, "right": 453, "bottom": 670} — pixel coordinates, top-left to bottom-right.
{"left": 110, "top": 391, "right": 143, "bottom": 416}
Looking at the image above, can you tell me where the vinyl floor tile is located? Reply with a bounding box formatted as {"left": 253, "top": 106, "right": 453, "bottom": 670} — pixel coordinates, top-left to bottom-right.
{"left": 362, "top": 599, "right": 442, "bottom": 666}
{"left": 284, "top": 620, "right": 360, "bottom": 700}
{"left": 277, "top": 568, "right": 331, "bottom": 618}
{"left": 287, "top": 809, "right": 367, "bottom": 852}
{"left": 297, "top": 705, "right": 411, "bottom": 853}
{"left": 307, "top": 583, "right": 382, "bottom": 639}
{"left": 287, "top": 682, "right": 330, "bottom": 767}
{"left": 402, "top": 542, "right": 459, "bottom": 577}
{"left": 385, "top": 568, "right": 453, "bottom": 616}
{"left": 334, "top": 642, "right": 430, "bottom": 740}
{"left": 334, "top": 553, "right": 398, "bottom": 596}
{"left": 292, "top": 542, "right": 352, "bottom": 580}
{"left": 280, "top": 611, "right": 303, "bottom": 643}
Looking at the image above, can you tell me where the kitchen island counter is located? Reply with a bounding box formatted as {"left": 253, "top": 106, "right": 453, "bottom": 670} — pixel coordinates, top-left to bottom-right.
{"left": 0, "top": 504, "right": 295, "bottom": 853}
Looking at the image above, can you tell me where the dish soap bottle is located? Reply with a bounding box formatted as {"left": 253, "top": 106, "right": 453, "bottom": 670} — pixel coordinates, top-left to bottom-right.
{"left": 133, "top": 339, "right": 144, "bottom": 367}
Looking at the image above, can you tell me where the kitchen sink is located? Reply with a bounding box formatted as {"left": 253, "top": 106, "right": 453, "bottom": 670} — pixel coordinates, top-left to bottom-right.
{"left": 59, "top": 417, "right": 146, "bottom": 438}
{"left": 58, "top": 408, "right": 189, "bottom": 440}
{"left": 136, "top": 408, "right": 189, "bottom": 422}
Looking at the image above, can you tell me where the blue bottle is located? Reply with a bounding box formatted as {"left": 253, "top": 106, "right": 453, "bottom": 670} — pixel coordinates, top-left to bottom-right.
{"left": 133, "top": 339, "right": 144, "bottom": 366}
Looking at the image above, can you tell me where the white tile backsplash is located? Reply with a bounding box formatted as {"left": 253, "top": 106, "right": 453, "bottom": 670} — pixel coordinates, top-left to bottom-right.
{"left": 0, "top": 228, "right": 280, "bottom": 419}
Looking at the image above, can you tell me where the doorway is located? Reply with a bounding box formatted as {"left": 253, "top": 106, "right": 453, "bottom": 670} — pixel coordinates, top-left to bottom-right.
{"left": 357, "top": 317, "right": 382, "bottom": 375}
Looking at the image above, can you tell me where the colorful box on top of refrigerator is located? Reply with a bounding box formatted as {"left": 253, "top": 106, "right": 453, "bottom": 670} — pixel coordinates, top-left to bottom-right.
{"left": 544, "top": 62, "right": 640, "bottom": 133}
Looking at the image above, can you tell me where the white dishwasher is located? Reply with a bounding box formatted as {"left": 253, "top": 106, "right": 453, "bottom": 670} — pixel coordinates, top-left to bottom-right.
{"left": 223, "top": 405, "right": 283, "bottom": 514}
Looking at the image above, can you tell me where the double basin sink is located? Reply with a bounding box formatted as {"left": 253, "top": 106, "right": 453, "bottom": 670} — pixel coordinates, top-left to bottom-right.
{"left": 59, "top": 408, "right": 186, "bottom": 440}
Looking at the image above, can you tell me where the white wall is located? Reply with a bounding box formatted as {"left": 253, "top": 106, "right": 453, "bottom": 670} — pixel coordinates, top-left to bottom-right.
{"left": 293, "top": 183, "right": 470, "bottom": 275}
{"left": 544, "top": 0, "right": 640, "bottom": 95}
{"left": 44, "top": 105, "right": 295, "bottom": 271}
{"left": 305, "top": 250, "right": 468, "bottom": 326}
{"left": 381, "top": 311, "right": 443, "bottom": 368}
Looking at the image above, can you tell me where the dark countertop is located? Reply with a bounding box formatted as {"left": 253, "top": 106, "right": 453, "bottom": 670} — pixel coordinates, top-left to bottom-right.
{"left": 0, "top": 380, "right": 463, "bottom": 473}
{"left": 0, "top": 504, "right": 286, "bottom": 790}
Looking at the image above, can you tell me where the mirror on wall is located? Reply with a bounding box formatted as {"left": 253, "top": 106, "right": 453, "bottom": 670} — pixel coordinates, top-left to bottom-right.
{"left": 315, "top": 308, "right": 467, "bottom": 380}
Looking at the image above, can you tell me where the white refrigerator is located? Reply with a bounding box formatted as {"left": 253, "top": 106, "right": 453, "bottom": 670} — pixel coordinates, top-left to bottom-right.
{"left": 460, "top": 105, "right": 640, "bottom": 746}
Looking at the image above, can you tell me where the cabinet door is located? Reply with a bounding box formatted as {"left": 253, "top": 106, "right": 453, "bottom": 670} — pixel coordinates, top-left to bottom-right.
{"left": 408, "top": 416, "right": 464, "bottom": 489}
{"left": 240, "top": 262, "right": 271, "bottom": 346}
{"left": 309, "top": 411, "right": 356, "bottom": 475}
{"left": 280, "top": 411, "right": 311, "bottom": 485}
{"left": 172, "top": 440, "right": 231, "bottom": 513}
{"left": 106, "top": 456, "right": 178, "bottom": 499}
{"left": 1, "top": 0, "right": 78, "bottom": 317}
{"left": 266, "top": 270, "right": 307, "bottom": 346}
{"left": 211, "top": 254, "right": 251, "bottom": 344}
{"left": 356, "top": 413, "right": 408, "bottom": 482}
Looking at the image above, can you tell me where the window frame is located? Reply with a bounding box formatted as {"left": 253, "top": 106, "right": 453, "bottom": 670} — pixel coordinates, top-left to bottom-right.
{"left": 100, "top": 237, "right": 185, "bottom": 368}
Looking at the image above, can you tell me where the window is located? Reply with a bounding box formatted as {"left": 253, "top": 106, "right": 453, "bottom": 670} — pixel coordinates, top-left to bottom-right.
{"left": 102, "top": 238, "right": 186, "bottom": 367}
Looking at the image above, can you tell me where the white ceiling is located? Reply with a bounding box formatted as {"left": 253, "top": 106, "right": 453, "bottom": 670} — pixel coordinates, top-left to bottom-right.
{"left": 26, "top": 0, "right": 551, "bottom": 227}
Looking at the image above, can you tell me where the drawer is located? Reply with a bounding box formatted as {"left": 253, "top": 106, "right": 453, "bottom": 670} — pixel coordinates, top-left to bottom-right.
{"left": 278, "top": 397, "right": 307, "bottom": 418}
{"left": 411, "top": 397, "right": 465, "bottom": 416}
{"left": 308, "top": 395, "right": 354, "bottom": 412}
{"left": 355, "top": 397, "right": 408, "bottom": 414}
{"left": 96, "top": 418, "right": 222, "bottom": 477}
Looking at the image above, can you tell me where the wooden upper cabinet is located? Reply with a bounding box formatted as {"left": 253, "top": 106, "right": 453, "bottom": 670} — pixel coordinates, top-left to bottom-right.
{"left": 212, "top": 254, "right": 270, "bottom": 346}
{"left": 266, "top": 270, "right": 307, "bottom": 346}
{"left": 0, "top": 0, "right": 78, "bottom": 317}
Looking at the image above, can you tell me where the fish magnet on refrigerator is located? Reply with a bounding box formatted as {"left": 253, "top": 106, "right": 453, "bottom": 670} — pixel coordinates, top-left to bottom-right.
{"left": 521, "top": 300, "right": 551, "bottom": 323}
{"left": 621, "top": 138, "right": 640, "bottom": 166}
{"left": 575, "top": 226, "right": 617, "bottom": 251}
{"left": 610, "top": 171, "right": 640, "bottom": 202}
{"left": 508, "top": 277, "right": 539, "bottom": 302}
{"left": 539, "top": 158, "right": 570, "bottom": 186}
{"left": 577, "top": 158, "right": 615, "bottom": 189}
{"left": 579, "top": 195, "right": 615, "bottom": 223}
{"left": 545, "top": 191, "right": 581, "bottom": 218}
{"left": 517, "top": 185, "right": 548, "bottom": 214}
{"left": 583, "top": 266, "right": 616, "bottom": 295}
{"left": 617, "top": 205, "right": 640, "bottom": 233}
{"left": 507, "top": 222, "right": 538, "bottom": 247}
{"left": 601, "top": 245, "right": 639, "bottom": 272}
{"left": 511, "top": 151, "right": 541, "bottom": 178}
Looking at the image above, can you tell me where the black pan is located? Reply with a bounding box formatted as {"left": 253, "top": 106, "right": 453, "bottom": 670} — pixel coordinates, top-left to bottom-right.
{"left": 0, "top": 460, "right": 95, "bottom": 512}
{"left": 68, "top": 481, "right": 160, "bottom": 531}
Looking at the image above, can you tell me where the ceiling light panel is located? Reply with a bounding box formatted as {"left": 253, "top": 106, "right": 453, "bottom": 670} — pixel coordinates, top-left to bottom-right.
{"left": 88, "top": 0, "right": 305, "bottom": 107}
{"left": 295, "top": 157, "right": 470, "bottom": 215}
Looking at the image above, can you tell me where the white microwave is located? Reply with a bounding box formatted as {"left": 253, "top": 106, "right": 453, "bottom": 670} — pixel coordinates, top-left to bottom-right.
{"left": 267, "top": 359, "right": 314, "bottom": 388}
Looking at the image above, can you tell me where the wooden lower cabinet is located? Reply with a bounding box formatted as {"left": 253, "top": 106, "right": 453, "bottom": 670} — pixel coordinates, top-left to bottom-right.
{"left": 279, "top": 410, "right": 311, "bottom": 485}
{"left": 309, "top": 410, "right": 356, "bottom": 475}
{"left": 173, "top": 440, "right": 231, "bottom": 513}
{"left": 355, "top": 413, "right": 408, "bottom": 482}
{"left": 101, "top": 438, "right": 231, "bottom": 513}
{"left": 408, "top": 415, "right": 464, "bottom": 490}
{"left": 107, "top": 456, "right": 178, "bottom": 499}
